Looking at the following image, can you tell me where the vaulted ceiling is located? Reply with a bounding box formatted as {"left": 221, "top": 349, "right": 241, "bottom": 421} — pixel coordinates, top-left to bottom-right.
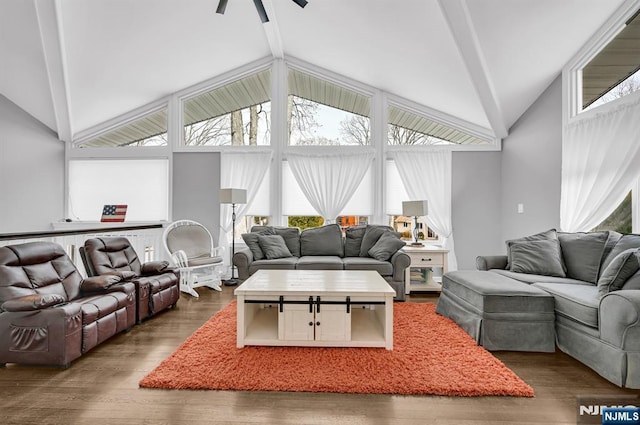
{"left": 0, "top": 0, "right": 628, "bottom": 142}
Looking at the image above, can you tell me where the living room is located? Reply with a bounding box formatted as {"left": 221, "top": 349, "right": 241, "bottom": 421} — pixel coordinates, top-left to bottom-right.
{"left": 2, "top": 0, "right": 640, "bottom": 424}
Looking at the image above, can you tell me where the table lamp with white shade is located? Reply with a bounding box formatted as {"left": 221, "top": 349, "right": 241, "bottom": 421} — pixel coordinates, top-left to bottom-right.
{"left": 220, "top": 188, "right": 247, "bottom": 286}
{"left": 402, "top": 200, "right": 428, "bottom": 247}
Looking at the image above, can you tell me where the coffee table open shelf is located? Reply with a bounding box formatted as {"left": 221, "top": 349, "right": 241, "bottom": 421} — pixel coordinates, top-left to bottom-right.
{"left": 235, "top": 270, "right": 395, "bottom": 350}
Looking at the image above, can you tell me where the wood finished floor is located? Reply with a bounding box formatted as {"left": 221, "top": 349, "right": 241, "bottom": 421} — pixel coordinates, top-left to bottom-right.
{"left": 1, "top": 288, "right": 638, "bottom": 425}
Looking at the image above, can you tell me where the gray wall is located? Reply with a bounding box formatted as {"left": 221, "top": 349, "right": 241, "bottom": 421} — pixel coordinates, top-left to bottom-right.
{"left": 452, "top": 151, "right": 503, "bottom": 269}
{"left": 172, "top": 152, "right": 221, "bottom": 240}
{"left": 0, "top": 95, "right": 64, "bottom": 233}
{"left": 501, "top": 75, "right": 563, "bottom": 242}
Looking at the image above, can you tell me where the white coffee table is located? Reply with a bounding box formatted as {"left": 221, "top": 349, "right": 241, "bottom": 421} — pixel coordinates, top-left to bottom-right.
{"left": 235, "top": 269, "right": 395, "bottom": 350}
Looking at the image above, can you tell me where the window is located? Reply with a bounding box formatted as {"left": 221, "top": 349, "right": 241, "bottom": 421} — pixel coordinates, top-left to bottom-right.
{"left": 77, "top": 108, "right": 168, "bottom": 148}
{"left": 385, "top": 160, "right": 438, "bottom": 242}
{"left": 592, "top": 192, "right": 633, "bottom": 234}
{"left": 582, "top": 10, "right": 640, "bottom": 111}
{"left": 288, "top": 69, "right": 371, "bottom": 145}
{"left": 182, "top": 70, "right": 271, "bottom": 146}
{"left": 282, "top": 161, "right": 372, "bottom": 224}
{"left": 387, "top": 105, "right": 488, "bottom": 145}
{"left": 68, "top": 159, "right": 169, "bottom": 221}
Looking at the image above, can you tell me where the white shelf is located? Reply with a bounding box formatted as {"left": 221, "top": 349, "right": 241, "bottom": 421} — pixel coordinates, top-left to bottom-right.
{"left": 244, "top": 306, "right": 279, "bottom": 342}
{"left": 350, "top": 308, "right": 385, "bottom": 342}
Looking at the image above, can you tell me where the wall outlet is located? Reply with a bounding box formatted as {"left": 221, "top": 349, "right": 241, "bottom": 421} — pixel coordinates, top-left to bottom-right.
{"left": 517, "top": 203, "right": 524, "bottom": 214}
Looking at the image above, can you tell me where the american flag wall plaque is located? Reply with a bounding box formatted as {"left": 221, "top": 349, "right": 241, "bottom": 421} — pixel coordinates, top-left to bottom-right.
{"left": 101, "top": 205, "right": 128, "bottom": 222}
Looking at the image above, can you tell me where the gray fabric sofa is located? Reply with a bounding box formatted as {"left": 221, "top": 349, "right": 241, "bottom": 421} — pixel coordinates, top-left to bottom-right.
{"left": 436, "top": 229, "right": 640, "bottom": 388}
{"left": 233, "top": 224, "right": 411, "bottom": 301}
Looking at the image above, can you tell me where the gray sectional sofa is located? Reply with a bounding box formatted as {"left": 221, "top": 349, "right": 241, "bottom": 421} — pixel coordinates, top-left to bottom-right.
{"left": 233, "top": 224, "right": 411, "bottom": 300}
{"left": 436, "top": 229, "right": 640, "bottom": 388}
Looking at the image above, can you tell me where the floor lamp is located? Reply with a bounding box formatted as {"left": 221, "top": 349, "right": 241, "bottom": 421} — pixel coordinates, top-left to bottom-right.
{"left": 220, "top": 188, "right": 247, "bottom": 286}
{"left": 402, "top": 200, "right": 428, "bottom": 247}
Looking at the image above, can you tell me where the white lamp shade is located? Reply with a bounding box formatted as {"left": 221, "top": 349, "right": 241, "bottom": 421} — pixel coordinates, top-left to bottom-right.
{"left": 220, "top": 188, "right": 247, "bottom": 204}
{"left": 402, "top": 200, "right": 428, "bottom": 217}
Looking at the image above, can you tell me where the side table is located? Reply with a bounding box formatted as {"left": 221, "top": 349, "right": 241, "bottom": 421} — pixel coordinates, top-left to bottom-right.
{"left": 402, "top": 245, "right": 449, "bottom": 294}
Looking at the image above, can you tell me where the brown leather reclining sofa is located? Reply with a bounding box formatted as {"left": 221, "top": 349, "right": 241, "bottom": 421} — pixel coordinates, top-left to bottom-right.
{"left": 0, "top": 241, "right": 136, "bottom": 367}
{"left": 81, "top": 237, "right": 180, "bottom": 324}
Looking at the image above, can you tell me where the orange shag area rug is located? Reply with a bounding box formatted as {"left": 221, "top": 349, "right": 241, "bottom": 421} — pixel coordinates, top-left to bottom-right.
{"left": 139, "top": 302, "right": 533, "bottom": 397}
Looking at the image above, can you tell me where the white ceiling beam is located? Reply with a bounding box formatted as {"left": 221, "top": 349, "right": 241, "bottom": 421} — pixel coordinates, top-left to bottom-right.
{"left": 261, "top": 0, "right": 284, "bottom": 59}
{"left": 437, "top": 0, "right": 508, "bottom": 139}
{"left": 34, "top": 0, "right": 72, "bottom": 142}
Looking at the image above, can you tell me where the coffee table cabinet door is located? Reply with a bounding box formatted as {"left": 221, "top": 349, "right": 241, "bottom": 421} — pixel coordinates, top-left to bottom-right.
{"left": 280, "top": 304, "right": 314, "bottom": 341}
{"left": 315, "top": 305, "right": 350, "bottom": 342}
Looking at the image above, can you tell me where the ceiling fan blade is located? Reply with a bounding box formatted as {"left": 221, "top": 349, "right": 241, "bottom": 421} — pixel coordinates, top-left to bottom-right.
{"left": 292, "top": 0, "right": 308, "bottom": 8}
{"left": 216, "top": 0, "right": 228, "bottom": 14}
{"left": 253, "top": 0, "right": 269, "bottom": 23}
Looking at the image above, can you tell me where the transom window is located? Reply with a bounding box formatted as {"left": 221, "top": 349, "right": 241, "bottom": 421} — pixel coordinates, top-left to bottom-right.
{"left": 287, "top": 68, "right": 371, "bottom": 146}
{"left": 582, "top": 10, "right": 640, "bottom": 111}
{"left": 77, "top": 108, "right": 168, "bottom": 148}
{"left": 387, "top": 105, "right": 488, "bottom": 145}
{"left": 182, "top": 69, "right": 271, "bottom": 146}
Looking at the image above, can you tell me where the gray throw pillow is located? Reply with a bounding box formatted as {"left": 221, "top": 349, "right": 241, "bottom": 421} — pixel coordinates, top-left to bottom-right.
{"left": 242, "top": 232, "right": 268, "bottom": 261}
{"left": 257, "top": 235, "right": 293, "bottom": 260}
{"left": 597, "top": 248, "right": 640, "bottom": 297}
{"left": 558, "top": 231, "right": 608, "bottom": 284}
{"left": 368, "top": 232, "right": 406, "bottom": 261}
{"left": 274, "top": 227, "right": 301, "bottom": 257}
{"left": 344, "top": 225, "right": 367, "bottom": 257}
{"left": 300, "top": 224, "right": 343, "bottom": 257}
{"left": 509, "top": 239, "right": 566, "bottom": 277}
{"left": 506, "top": 228, "right": 558, "bottom": 269}
{"left": 601, "top": 233, "right": 640, "bottom": 272}
{"left": 359, "top": 225, "right": 397, "bottom": 257}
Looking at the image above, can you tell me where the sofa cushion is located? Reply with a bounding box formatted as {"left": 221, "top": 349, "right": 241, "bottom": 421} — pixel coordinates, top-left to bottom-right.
{"left": 490, "top": 269, "right": 589, "bottom": 285}
{"left": 441, "top": 270, "right": 554, "bottom": 314}
{"left": 368, "top": 232, "right": 406, "bottom": 261}
{"left": 509, "top": 239, "right": 566, "bottom": 277}
{"left": 532, "top": 282, "right": 600, "bottom": 329}
{"left": 249, "top": 257, "right": 298, "bottom": 275}
{"left": 296, "top": 256, "right": 344, "bottom": 270}
{"left": 342, "top": 257, "right": 393, "bottom": 276}
{"left": 344, "top": 225, "right": 367, "bottom": 257}
{"left": 601, "top": 233, "right": 640, "bottom": 272}
{"left": 623, "top": 270, "right": 640, "bottom": 290}
{"left": 359, "top": 225, "right": 397, "bottom": 257}
{"left": 597, "top": 248, "right": 640, "bottom": 297}
{"left": 257, "top": 235, "right": 293, "bottom": 260}
{"left": 558, "top": 231, "right": 608, "bottom": 284}
{"left": 300, "top": 225, "right": 343, "bottom": 257}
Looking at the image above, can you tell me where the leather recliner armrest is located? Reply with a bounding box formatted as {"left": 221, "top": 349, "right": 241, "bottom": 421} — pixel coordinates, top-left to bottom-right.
{"left": 141, "top": 260, "right": 170, "bottom": 276}
{"left": 1, "top": 293, "right": 67, "bottom": 312}
{"left": 81, "top": 275, "right": 123, "bottom": 292}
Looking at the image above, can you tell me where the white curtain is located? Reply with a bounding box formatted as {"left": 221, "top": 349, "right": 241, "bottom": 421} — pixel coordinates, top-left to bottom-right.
{"left": 219, "top": 151, "right": 273, "bottom": 276}
{"left": 560, "top": 96, "right": 640, "bottom": 232}
{"left": 286, "top": 149, "right": 375, "bottom": 223}
{"left": 394, "top": 149, "right": 458, "bottom": 271}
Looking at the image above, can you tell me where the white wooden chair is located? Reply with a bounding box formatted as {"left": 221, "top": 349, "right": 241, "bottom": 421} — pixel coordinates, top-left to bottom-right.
{"left": 163, "top": 220, "right": 224, "bottom": 297}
